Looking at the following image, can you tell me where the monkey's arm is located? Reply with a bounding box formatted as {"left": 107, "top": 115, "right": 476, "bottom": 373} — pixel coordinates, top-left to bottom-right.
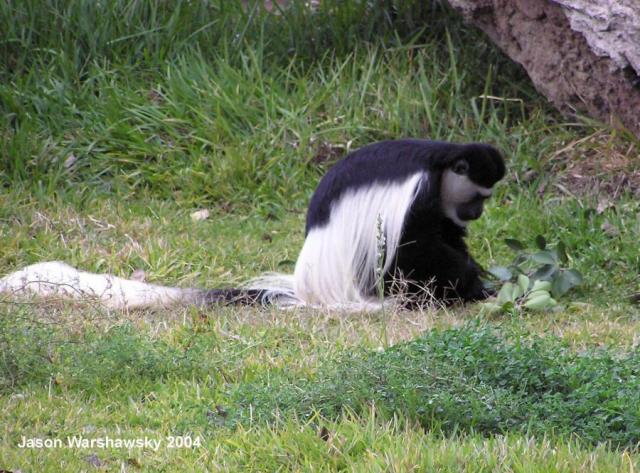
{"left": 423, "top": 242, "right": 488, "bottom": 302}
{"left": 390, "top": 237, "right": 489, "bottom": 304}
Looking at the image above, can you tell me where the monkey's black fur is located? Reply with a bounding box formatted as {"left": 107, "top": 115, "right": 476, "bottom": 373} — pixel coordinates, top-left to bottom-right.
{"left": 205, "top": 139, "right": 504, "bottom": 307}
{"left": 306, "top": 139, "right": 505, "bottom": 305}
{"left": 389, "top": 213, "right": 488, "bottom": 305}
{"left": 306, "top": 139, "right": 504, "bottom": 233}
{"left": 201, "top": 288, "right": 267, "bottom": 305}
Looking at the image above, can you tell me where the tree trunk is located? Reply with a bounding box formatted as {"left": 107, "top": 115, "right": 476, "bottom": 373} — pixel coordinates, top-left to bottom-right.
{"left": 447, "top": 0, "right": 640, "bottom": 137}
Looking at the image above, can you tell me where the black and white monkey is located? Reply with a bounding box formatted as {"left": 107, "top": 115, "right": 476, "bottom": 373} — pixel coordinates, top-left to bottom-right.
{"left": 0, "top": 140, "right": 505, "bottom": 311}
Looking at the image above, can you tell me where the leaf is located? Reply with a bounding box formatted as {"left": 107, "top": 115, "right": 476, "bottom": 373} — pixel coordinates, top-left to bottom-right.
{"left": 497, "top": 282, "right": 517, "bottom": 304}
{"left": 528, "top": 289, "right": 552, "bottom": 300}
{"left": 505, "top": 238, "right": 526, "bottom": 252}
{"left": 513, "top": 254, "right": 529, "bottom": 266}
{"left": 534, "top": 235, "right": 546, "bottom": 250}
{"left": 551, "top": 276, "right": 566, "bottom": 298}
{"left": 482, "top": 279, "right": 498, "bottom": 292}
{"left": 531, "top": 250, "right": 557, "bottom": 265}
{"left": 523, "top": 293, "right": 556, "bottom": 310}
{"left": 488, "top": 266, "right": 512, "bottom": 281}
{"left": 551, "top": 269, "right": 582, "bottom": 298}
{"left": 517, "top": 274, "right": 530, "bottom": 294}
{"left": 531, "top": 280, "right": 552, "bottom": 292}
{"left": 513, "top": 284, "right": 524, "bottom": 300}
{"left": 531, "top": 264, "right": 556, "bottom": 281}
{"left": 564, "top": 269, "right": 583, "bottom": 285}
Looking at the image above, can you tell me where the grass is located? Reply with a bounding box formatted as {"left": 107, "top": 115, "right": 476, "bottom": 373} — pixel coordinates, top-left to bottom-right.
{"left": 233, "top": 324, "right": 640, "bottom": 448}
{"left": 2, "top": 0, "right": 640, "bottom": 471}
{"left": 1, "top": 1, "right": 550, "bottom": 210}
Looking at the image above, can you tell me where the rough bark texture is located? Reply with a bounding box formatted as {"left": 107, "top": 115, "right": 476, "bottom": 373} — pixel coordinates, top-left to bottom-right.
{"left": 447, "top": 0, "right": 640, "bottom": 137}
{"left": 556, "top": 0, "right": 640, "bottom": 75}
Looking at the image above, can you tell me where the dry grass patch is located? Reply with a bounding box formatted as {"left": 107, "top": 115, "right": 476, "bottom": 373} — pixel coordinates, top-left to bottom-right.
{"left": 550, "top": 129, "right": 640, "bottom": 199}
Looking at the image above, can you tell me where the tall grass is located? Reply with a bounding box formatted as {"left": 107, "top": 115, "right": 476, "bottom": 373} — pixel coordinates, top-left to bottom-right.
{"left": 0, "top": 1, "right": 452, "bottom": 74}
{"left": 0, "top": 0, "right": 556, "bottom": 211}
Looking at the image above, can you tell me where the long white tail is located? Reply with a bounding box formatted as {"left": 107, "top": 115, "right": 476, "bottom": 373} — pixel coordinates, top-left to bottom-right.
{"left": 0, "top": 261, "right": 199, "bottom": 310}
{"left": 0, "top": 261, "right": 305, "bottom": 310}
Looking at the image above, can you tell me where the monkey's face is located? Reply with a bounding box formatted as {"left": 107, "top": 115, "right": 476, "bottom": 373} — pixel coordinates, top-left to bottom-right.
{"left": 440, "top": 159, "right": 496, "bottom": 227}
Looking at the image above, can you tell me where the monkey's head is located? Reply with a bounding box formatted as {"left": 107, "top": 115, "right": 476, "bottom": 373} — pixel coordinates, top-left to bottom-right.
{"left": 440, "top": 144, "right": 505, "bottom": 227}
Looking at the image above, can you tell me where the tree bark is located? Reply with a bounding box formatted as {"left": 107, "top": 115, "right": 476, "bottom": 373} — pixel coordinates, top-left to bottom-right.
{"left": 447, "top": 0, "right": 640, "bottom": 137}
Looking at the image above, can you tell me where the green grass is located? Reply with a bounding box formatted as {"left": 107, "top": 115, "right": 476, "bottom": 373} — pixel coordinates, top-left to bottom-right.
{"left": 233, "top": 324, "right": 640, "bottom": 448}
{"left": 1, "top": 0, "right": 550, "bottom": 210}
{"left": 2, "top": 0, "right": 640, "bottom": 471}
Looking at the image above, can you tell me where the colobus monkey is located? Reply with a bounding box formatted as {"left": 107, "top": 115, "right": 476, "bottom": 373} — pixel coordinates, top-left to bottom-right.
{"left": 0, "top": 140, "right": 505, "bottom": 311}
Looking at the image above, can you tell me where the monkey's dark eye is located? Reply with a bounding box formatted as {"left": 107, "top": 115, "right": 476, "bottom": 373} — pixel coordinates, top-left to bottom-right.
{"left": 453, "top": 160, "right": 469, "bottom": 175}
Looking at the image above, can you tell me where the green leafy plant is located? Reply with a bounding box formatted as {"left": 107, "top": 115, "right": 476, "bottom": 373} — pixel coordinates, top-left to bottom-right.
{"left": 481, "top": 235, "right": 583, "bottom": 314}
